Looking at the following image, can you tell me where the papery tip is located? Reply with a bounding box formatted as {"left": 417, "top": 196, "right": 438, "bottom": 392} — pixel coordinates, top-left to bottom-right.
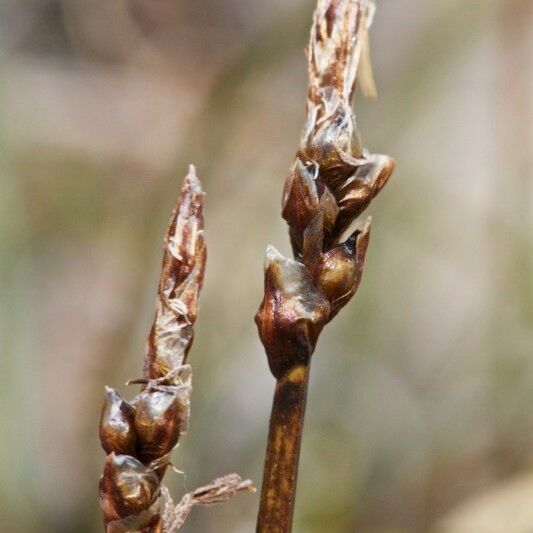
{"left": 265, "top": 245, "right": 282, "bottom": 263}
{"left": 184, "top": 164, "right": 203, "bottom": 194}
{"left": 104, "top": 386, "right": 116, "bottom": 396}
{"left": 360, "top": 216, "right": 372, "bottom": 234}
{"left": 187, "top": 164, "right": 197, "bottom": 177}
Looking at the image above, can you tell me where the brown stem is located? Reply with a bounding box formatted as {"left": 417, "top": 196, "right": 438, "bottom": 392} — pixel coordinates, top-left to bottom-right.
{"left": 257, "top": 364, "right": 310, "bottom": 532}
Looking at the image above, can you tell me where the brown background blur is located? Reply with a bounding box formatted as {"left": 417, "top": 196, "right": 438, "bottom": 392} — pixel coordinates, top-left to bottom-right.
{"left": 0, "top": 1, "right": 532, "bottom": 532}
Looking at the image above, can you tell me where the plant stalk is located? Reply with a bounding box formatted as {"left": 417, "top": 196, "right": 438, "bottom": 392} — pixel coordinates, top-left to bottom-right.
{"left": 255, "top": 1, "right": 394, "bottom": 531}
{"left": 257, "top": 364, "right": 310, "bottom": 532}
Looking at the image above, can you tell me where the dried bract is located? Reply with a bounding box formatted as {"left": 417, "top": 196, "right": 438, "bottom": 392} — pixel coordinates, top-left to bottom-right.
{"left": 281, "top": 160, "right": 321, "bottom": 256}
{"left": 316, "top": 219, "right": 371, "bottom": 319}
{"left": 144, "top": 168, "right": 206, "bottom": 381}
{"left": 161, "top": 475, "right": 256, "bottom": 532}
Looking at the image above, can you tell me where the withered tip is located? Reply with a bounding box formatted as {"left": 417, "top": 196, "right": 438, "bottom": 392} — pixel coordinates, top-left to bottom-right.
{"left": 359, "top": 215, "right": 372, "bottom": 235}
{"left": 265, "top": 245, "right": 282, "bottom": 263}
{"left": 264, "top": 246, "right": 303, "bottom": 276}
{"left": 187, "top": 163, "right": 197, "bottom": 177}
{"left": 184, "top": 164, "right": 204, "bottom": 194}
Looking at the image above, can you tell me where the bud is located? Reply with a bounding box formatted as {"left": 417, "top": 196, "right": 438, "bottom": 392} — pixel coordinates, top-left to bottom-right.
{"left": 335, "top": 154, "right": 394, "bottom": 237}
{"left": 282, "top": 159, "right": 320, "bottom": 256}
{"left": 134, "top": 389, "right": 188, "bottom": 465}
{"left": 100, "top": 387, "right": 136, "bottom": 456}
{"left": 317, "top": 219, "right": 371, "bottom": 319}
{"left": 99, "top": 454, "right": 159, "bottom": 523}
{"left": 255, "top": 246, "right": 330, "bottom": 379}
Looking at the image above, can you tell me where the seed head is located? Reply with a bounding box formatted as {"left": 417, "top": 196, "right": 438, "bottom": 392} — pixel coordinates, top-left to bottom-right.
{"left": 99, "top": 169, "right": 209, "bottom": 529}
{"left": 257, "top": 0, "right": 394, "bottom": 378}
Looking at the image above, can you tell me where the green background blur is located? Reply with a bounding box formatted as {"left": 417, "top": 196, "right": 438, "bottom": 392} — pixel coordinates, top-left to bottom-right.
{"left": 0, "top": 1, "right": 531, "bottom": 532}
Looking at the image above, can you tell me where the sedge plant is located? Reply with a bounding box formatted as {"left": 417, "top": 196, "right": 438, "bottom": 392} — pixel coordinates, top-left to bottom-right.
{"left": 255, "top": 1, "right": 395, "bottom": 531}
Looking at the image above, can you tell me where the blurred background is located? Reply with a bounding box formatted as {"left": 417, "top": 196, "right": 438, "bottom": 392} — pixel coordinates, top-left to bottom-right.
{"left": 0, "top": 0, "right": 532, "bottom": 531}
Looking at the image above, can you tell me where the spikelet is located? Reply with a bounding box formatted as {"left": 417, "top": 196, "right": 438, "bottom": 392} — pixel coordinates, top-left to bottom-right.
{"left": 256, "top": 0, "right": 395, "bottom": 371}
{"left": 98, "top": 168, "right": 253, "bottom": 532}
{"left": 98, "top": 166, "right": 206, "bottom": 531}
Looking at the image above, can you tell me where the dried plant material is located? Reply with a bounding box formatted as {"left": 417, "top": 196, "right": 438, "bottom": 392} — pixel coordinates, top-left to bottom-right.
{"left": 258, "top": 0, "right": 395, "bottom": 399}
{"left": 258, "top": 0, "right": 394, "bottom": 403}
{"left": 105, "top": 503, "right": 162, "bottom": 533}
{"left": 357, "top": 2, "right": 378, "bottom": 99}
{"left": 144, "top": 165, "right": 206, "bottom": 381}
{"left": 256, "top": 1, "right": 394, "bottom": 531}
{"left": 160, "top": 475, "right": 256, "bottom": 532}
{"left": 98, "top": 167, "right": 254, "bottom": 531}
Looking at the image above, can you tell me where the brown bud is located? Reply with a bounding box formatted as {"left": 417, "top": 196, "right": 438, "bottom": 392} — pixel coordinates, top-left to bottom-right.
{"left": 318, "top": 219, "right": 371, "bottom": 319}
{"left": 335, "top": 155, "right": 394, "bottom": 237}
{"left": 100, "top": 387, "right": 136, "bottom": 456}
{"left": 282, "top": 159, "right": 320, "bottom": 256}
{"left": 99, "top": 454, "right": 159, "bottom": 523}
{"left": 255, "top": 246, "right": 330, "bottom": 379}
{"left": 134, "top": 389, "right": 188, "bottom": 465}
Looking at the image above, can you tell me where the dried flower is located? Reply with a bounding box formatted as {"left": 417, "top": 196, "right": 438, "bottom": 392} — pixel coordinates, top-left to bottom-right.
{"left": 257, "top": 0, "right": 395, "bottom": 373}
{"left": 99, "top": 167, "right": 206, "bottom": 529}
{"left": 256, "top": 1, "right": 395, "bottom": 530}
{"left": 144, "top": 167, "right": 206, "bottom": 381}
{"left": 98, "top": 167, "right": 254, "bottom": 531}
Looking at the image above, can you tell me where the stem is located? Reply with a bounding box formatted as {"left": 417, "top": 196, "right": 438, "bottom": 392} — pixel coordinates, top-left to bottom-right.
{"left": 257, "top": 364, "right": 310, "bottom": 532}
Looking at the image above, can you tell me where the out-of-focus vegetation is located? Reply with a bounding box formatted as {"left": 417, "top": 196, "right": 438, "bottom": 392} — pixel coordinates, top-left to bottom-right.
{"left": 0, "top": 0, "right": 531, "bottom": 531}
